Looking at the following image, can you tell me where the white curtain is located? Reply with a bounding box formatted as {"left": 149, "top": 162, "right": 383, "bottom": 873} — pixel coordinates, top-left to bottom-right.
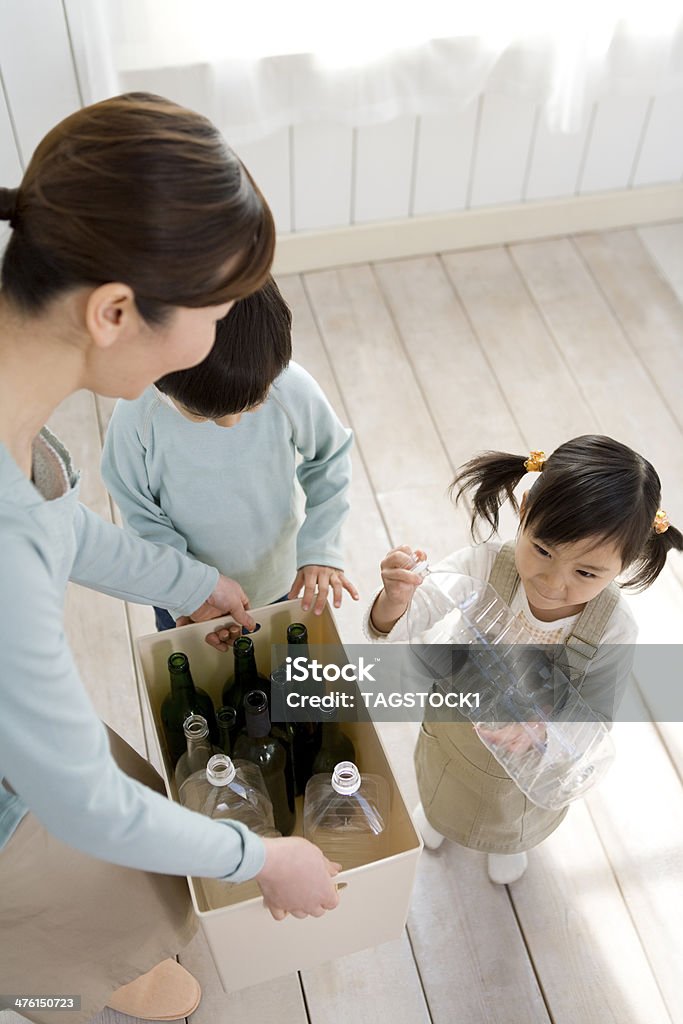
{"left": 75, "top": 0, "right": 683, "bottom": 141}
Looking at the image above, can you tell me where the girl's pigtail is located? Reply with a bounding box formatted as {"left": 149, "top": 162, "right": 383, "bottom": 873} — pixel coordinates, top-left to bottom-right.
{"left": 450, "top": 451, "right": 530, "bottom": 538}
{"left": 623, "top": 519, "right": 683, "bottom": 591}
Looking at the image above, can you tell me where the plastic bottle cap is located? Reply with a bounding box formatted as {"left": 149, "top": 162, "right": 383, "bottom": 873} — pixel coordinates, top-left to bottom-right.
{"left": 206, "top": 754, "right": 236, "bottom": 786}
{"left": 331, "top": 761, "right": 361, "bottom": 794}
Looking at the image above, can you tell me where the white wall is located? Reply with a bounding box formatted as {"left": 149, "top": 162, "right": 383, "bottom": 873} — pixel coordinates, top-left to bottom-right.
{"left": 1, "top": 0, "right": 682, "bottom": 265}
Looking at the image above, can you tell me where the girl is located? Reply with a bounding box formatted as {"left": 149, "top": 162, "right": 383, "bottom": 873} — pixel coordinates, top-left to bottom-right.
{"left": 0, "top": 93, "right": 339, "bottom": 1024}
{"left": 367, "top": 436, "right": 682, "bottom": 884}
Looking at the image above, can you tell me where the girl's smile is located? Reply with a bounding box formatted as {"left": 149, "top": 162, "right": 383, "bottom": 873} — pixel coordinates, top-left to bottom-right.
{"left": 515, "top": 531, "right": 624, "bottom": 621}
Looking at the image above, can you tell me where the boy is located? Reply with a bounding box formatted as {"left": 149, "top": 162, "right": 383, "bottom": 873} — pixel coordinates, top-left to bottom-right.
{"left": 102, "top": 277, "right": 357, "bottom": 630}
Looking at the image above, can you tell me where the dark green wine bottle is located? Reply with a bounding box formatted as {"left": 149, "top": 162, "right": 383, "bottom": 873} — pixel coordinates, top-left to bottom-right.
{"left": 221, "top": 637, "right": 270, "bottom": 739}
{"left": 160, "top": 652, "right": 218, "bottom": 766}
{"left": 233, "top": 690, "right": 295, "bottom": 836}
{"left": 216, "top": 705, "right": 237, "bottom": 757}
{"left": 290, "top": 624, "right": 325, "bottom": 795}
{"left": 311, "top": 711, "right": 356, "bottom": 775}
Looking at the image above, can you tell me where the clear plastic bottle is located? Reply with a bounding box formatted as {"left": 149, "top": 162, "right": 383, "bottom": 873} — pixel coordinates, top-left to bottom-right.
{"left": 303, "top": 761, "right": 390, "bottom": 870}
{"left": 179, "top": 753, "right": 280, "bottom": 908}
{"left": 174, "top": 714, "right": 219, "bottom": 789}
{"left": 405, "top": 567, "right": 615, "bottom": 810}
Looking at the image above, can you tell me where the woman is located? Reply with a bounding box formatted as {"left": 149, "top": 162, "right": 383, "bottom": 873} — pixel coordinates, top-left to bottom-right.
{"left": 0, "top": 93, "right": 339, "bottom": 1024}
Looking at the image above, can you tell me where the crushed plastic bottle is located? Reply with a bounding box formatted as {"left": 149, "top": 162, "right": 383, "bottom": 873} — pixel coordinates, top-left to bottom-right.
{"left": 405, "top": 566, "right": 616, "bottom": 810}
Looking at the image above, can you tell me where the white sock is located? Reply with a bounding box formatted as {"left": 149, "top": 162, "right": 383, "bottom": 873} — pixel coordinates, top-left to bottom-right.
{"left": 413, "top": 803, "right": 445, "bottom": 850}
{"left": 487, "top": 851, "right": 528, "bottom": 884}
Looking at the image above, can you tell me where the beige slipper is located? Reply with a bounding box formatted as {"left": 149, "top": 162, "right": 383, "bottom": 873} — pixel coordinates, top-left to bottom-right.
{"left": 107, "top": 959, "right": 201, "bottom": 1020}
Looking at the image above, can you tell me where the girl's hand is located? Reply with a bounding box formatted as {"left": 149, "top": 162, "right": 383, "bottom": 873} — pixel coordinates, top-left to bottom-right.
{"left": 370, "top": 546, "right": 427, "bottom": 634}
{"left": 475, "top": 722, "right": 547, "bottom": 755}
{"left": 380, "top": 546, "right": 427, "bottom": 605}
{"left": 288, "top": 565, "right": 360, "bottom": 615}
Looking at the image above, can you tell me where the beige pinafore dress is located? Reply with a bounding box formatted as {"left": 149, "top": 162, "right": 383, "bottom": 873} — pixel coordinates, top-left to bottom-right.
{"left": 413, "top": 541, "right": 619, "bottom": 853}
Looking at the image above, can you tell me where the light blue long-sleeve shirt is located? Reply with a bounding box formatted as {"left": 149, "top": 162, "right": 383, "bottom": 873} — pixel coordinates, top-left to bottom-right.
{"left": 0, "top": 427, "right": 265, "bottom": 881}
{"left": 100, "top": 362, "right": 353, "bottom": 611}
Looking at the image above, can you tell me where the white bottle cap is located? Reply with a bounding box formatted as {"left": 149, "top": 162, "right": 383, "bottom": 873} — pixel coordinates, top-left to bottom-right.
{"left": 331, "top": 761, "right": 361, "bottom": 794}
{"left": 206, "top": 754, "right": 236, "bottom": 787}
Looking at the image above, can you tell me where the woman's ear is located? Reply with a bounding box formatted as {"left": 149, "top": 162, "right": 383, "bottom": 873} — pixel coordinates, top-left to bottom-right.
{"left": 85, "top": 283, "right": 140, "bottom": 349}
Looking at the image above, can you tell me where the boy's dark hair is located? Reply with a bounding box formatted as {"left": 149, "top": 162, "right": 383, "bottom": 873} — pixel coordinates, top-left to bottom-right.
{"left": 451, "top": 435, "right": 683, "bottom": 591}
{"left": 155, "top": 276, "right": 292, "bottom": 417}
{"left": 0, "top": 92, "right": 274, "bottom": 323}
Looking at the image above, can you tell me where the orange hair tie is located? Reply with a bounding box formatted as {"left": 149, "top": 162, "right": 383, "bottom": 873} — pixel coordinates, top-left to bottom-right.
{"left": 653, "top": 509, "right": 670, "bottom": 534}
{"left": 524, "top": 450, "right": 546, "bottom": 473}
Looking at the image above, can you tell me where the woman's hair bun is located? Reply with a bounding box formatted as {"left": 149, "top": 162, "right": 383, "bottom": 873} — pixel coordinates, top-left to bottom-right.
{"left": 0, "top": 187, "right": 19, "bottom": 224}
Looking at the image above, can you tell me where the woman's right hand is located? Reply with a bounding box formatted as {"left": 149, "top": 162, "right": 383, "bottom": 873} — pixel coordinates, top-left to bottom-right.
{"left": 256, "top": 836, "right": 342, "bottom": 920}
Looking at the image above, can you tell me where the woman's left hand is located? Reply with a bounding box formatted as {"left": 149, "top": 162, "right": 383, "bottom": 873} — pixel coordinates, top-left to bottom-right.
{"left": 288, "top": 565, "right": 359, "bottom": 615}
{"left": 476, "top": 722, "right": 547, "bottom": 754}
{"left": 176, "top": 574, "right": 256, "bottom": 650}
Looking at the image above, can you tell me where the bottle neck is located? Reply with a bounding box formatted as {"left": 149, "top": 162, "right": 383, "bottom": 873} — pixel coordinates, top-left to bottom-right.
{"left": 216, "top": 706, "right": 236, "bottom": 755}
{"left": 168, "top": 654, "right": 197, "bottom": 699}
{"left": 233, "top": 639, "right": 261, "bottom": 685}
{"left": 245, "top": 690, "right": 271, "bottom": 739}
{"left": 287, "top": 624, "right": 309, "bottom": 657}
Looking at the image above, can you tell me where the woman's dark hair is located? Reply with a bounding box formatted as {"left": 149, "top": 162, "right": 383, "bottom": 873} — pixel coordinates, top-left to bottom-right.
{"left": 451, "top": 435, "right": 683, "bottom": 591}
{"left": 155, "top": 276, "right": 292, "bottom": 417}
{"left": 0, "top": 92, "right": 275, "bottom": 324}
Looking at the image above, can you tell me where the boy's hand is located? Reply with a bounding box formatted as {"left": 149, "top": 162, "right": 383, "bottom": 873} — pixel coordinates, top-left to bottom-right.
{"left": 176, "top": 575, "right": 255, "bottom": 650}
{"left": 288, "top": 565, "right": 360, "bottom": 615}
{"left": 370, "top": 546, "right": 427, "bottom": 634}
{"left": 256, "top": 836, "right": 342, "bottom": 920}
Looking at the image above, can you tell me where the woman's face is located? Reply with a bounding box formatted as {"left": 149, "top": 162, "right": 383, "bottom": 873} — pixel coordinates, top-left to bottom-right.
{"left": 152, "top": 302, "right": 235, "bottom": 379}
{"left": 88, "top": 297, "right": 235, "bottom": 400}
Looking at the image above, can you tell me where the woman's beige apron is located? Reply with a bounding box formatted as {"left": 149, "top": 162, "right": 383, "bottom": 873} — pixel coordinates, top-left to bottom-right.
{"left": 414, "top": 541, "right": 619, "bottom": 853}
{"left": 0, "top": 728, "right": 197, "bottom": 1024}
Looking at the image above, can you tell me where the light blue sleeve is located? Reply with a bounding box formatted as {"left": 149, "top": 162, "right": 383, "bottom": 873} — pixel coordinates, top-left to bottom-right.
{"left": 70, "top": 502, "right": 218, "bottom": 618}
{"left": 275, "top": 366, "right": 353, "bottom": 570}
{"left": 101, "top": 397, "right": 189, "bottom": 557}
{"left": 0, "top": 525, "right": 264, "bottom": 881}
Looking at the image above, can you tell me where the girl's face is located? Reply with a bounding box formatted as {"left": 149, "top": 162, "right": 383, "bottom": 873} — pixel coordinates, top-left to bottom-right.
{"left": 515, "top": 528, "right": 624, "bottom": 621}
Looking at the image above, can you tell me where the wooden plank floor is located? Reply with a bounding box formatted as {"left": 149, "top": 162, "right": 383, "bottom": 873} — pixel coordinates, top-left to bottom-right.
{"left": 4, "top": 221, "right": 682, "bottom": 1024}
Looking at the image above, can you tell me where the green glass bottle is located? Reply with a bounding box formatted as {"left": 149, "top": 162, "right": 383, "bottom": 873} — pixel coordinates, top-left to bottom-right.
{"left": 233, "top": 690, "right": 295, "bottom": 836}
{"left": 160, "top": 652, "right": 218, "bottom": 766}
{"left": 216, "top": 705, "right": 237, "bottom": 757}
{"left": 221, "top": 636, "right": 270, "bottom": 739}
{"left": 270, "top": 622, "right": 323, "bottom": 796}
{"left": 311, "top": 710, "right": 356, "bottom": 775}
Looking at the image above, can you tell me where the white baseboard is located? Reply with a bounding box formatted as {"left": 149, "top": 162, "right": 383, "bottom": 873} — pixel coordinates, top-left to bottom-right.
{"left": 273, "top": 183, "right": 683, "bottom": 275}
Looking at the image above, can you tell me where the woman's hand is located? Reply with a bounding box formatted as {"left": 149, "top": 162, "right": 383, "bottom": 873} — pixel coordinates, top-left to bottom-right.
{"left": 475, "top": 722, "right": 547, "bottom": 755}
{"left": 370, "top": 546, "right": 427, "bottom": 634}
{"left": 176, "top": 575, "right": 255, "bottom": 650}
{"left": 256, "top": 836, "right": 342, "bottom": 920}
{"left": 288, "top": 565, "right": 360, "bottom": 615}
